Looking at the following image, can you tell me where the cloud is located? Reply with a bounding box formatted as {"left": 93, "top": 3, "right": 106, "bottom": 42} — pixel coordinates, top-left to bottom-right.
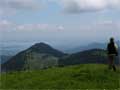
{"left": 0, "top": 20, "right": 64, "bottom": 31}
{"left": 0, "top": 0, "right": 39, "bottom": 10}
{"left": 16, "top": 24, "right": 65, "bottom": 31}
{"left": 0, "top": 20, "right": 119, "bottom": 33}
{"left": 54, "top": 0, "right": 120, "bottom": 13}
{"left": 0, "top": 20, "right": 119, "bottom": 41}
{"left": 0, "top": 20, "right": 16, "bottom": 31}
{"left": 17, "top": 24, "right": 48, "bottom": 31}
{"left": 1, "top": 20, "right": 119, "bottom": 43}
{"left": 0, "top": 0, "right": 40, "bottom": 15}
{"left": 57, "top": 26, "right": 65, "bottom": 30}
{"left": 1, "top": 0, "right": 119, "bottom": 15}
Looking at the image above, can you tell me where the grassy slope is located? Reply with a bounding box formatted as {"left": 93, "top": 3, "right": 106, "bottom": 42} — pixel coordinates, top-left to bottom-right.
{"left": 0, "top": 64, "right": 120, "bottom": 89}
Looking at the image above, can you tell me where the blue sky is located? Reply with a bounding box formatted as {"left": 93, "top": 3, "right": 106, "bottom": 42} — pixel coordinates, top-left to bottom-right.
{"left": 0, "top": 0, "right": 120, "bottom": 47}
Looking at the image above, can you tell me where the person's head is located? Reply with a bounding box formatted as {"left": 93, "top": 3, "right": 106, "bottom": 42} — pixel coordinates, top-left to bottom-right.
{"left": 110, "top": 37, "right": 114, "bottom": 43}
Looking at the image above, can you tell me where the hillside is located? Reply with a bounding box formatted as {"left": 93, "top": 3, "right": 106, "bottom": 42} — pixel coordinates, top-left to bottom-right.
{"left": 65, "top": 42, "right": 106, "bottom": 53}
{"left": 0, "top": 64, "right": 120, "bottom": 89}
{"left": 1, "top": 43, "right": 66, "bottom": 72}
{"left": 27, "top": 42, "right": 66, "bottom": 57}
{"left": 2, "top": 42, "right": 119, "bottom": 72}
{"left": 0, "top": 55, "right": 12, "bottom": 64}
{"left": 65, "top": 41, "right": 120, "bottom": 53}
{"left": 59, "top": 49, "right": 120, "bottom": 66}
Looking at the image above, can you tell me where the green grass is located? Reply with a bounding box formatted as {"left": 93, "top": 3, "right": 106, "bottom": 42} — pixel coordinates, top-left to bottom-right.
{"left": 0, "top": 64, "right": 120, "bottom": 89}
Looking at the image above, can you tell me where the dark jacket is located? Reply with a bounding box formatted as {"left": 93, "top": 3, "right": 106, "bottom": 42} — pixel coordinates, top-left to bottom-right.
{"left": 107, "top": 42, "right": 118, "bottom": 56}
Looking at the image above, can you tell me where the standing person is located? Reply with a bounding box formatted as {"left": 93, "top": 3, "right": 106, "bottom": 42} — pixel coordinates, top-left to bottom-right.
{"left": 107, "top": 37, "right": 118, "bottom": 71}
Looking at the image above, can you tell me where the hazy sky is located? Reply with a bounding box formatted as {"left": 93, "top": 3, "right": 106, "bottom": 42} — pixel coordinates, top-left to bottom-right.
{"left": 0, "top": 0, "right": 120, "bottom": 46}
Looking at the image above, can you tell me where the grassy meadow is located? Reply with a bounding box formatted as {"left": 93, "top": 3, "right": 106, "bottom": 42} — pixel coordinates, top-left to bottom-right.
{"left": 0, "top": 64, "right": 120, "bottom": 89}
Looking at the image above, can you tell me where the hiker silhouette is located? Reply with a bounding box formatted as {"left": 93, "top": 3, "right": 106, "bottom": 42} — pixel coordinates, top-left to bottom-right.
{"left": 107, "top": 37, "right": 118, "bottom": 71}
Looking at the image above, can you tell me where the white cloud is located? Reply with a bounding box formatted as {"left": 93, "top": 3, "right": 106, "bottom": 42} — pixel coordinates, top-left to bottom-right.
{"left": 16, "top": 24, "right": 65, "bottom": 31}
{"left": 17, "top": 24, "right": 49, "bottom": 31}
{"left": 0, "top": 20, "right": 119, "bottom": 43}
{"left": 0, "top": 0, "right": 40, "bottom": 15}
{"left": 0, "top": 0, "right": 39, "bottom": 10}
{"left": 0, "top": 20, "right": 65, "bottom": 31}
{"left": 0, "top": 20, "right": 16, "bottom": 31}
{"left": 0, "top": 20, "right": 119, "bottom": 41}
{"left": 1, "top": 0, "right": 120, "bottom": 15}
{"left": 0, "top": 20, "right": 119, "bottom": 33}
{"left": 57, "top": 26, "right": 65, "bottom": 30}
{"left": 54, "top": 0, "right": 120, "bottom": 13}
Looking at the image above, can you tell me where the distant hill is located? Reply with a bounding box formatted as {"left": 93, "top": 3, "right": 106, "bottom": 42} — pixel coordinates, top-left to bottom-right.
{"left": 0, "top": 55, "right": 12, "bottom": 64}
{"left": 59, "top": 49, "right": 120, "bottom": 66}
{"left": 27, "top": 42, "right": 65, "bottom": 57}
{"left": 1, "top": 43, "right": 66, "bottom": 72}
{"left": 64, "top": 42, "right": 106, "bottom": 53}
{"left": 65, "top": 41, "right": 120, "bottom": 53}
{"left": 2, "top": 42, "right": 119, "bottom": 72}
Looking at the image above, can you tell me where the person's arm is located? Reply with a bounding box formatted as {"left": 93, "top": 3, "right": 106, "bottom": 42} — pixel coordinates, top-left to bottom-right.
{"left": 115, "top": 43, "right": 118, "bottom": 50}
{"left": 115, "top": 43, "right": 118, "bottom": 56}
{"left": 107, "top": 44, "right": 109, "bottom": 55}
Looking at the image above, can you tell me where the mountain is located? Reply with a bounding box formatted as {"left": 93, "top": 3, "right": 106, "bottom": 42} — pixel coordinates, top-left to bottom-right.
{"left": 0, "top": 55, "right": 12, "bottom": 64}
{"left": 27, "top": 42, "right": 65, "bottom": 57}
{"left": 65, "top": 43, "right": 106, "bottom": 53}
{"left": 1, "top": 42, "right": 66, "bottom": 72}
{"left": 59, "top": 49, "right": 120, "bottom": 66}
{"left": 65, "top": 41, "right": 120, "bottom": 54}
{"left": 2, "top": 42, "right": 119, "bottom": 72}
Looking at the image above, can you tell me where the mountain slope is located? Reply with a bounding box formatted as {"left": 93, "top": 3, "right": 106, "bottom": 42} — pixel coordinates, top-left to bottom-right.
{"left": 2, "top": 43, "right": 119, "bottom": 72}
{"left": 65, "top": 41, "right": 120, "bottom": 53}
{"left": 27, "top": 43, "right": 65, "bottom": 57}
{"left": 1, "top": 43, "right": 66, "bottom": 72}
{"left": 65, "top": 43, "right": 106, "bottom": 53}
{"left": 59, "top": 49, "right": 119, "bottom": 66}
{"left": 1, "top": 64, "right": 120, "bottom": 89}
{"left": 0, "top": 55, "right": 12, "bottom": 64}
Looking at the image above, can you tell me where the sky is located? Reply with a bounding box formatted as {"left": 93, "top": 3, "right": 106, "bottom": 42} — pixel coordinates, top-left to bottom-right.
{"left": 0, "top": 0, "right": 120, "bottom": 47}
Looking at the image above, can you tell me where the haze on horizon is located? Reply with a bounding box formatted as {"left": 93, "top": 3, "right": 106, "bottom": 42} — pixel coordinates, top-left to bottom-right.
{"left": 0, "top": 0, "right": 120, "bottom": 47}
